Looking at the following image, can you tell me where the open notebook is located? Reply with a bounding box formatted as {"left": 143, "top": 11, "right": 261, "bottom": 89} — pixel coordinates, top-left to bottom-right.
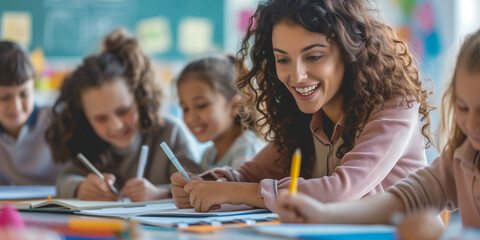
{"left": 14, "top": 198, "right": 172, "bottom": 212}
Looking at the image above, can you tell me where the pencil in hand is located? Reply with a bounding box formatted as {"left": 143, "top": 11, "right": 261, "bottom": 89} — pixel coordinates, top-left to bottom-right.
{"left": 76, "top": 153, "right": 122, "bottom": 198}
{"left": 160, "top": 141, "right": 191, "bottom": 181}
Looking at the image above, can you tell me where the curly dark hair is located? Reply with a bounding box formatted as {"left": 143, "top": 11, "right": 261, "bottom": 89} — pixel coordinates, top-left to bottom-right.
{"left": 46, "top": 28, "right": 162, "bottom": 164}
{"left": 237, "top": 0, "right": 434, "bottom": 177}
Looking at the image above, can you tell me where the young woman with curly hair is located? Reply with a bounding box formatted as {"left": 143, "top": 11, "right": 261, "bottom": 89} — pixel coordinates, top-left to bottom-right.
{"left": 47, "top": 28, "right": 201, "bottom": 201}
{"left": 276, "top": 29, "right": 480, "bottom": 239}
{"left": 171, "top": 0, "right": 434, "bottom": 212}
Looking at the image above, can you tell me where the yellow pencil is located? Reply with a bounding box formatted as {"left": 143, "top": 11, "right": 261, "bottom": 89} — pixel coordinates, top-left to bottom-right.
{"left": 289, "top": 148, "right": 302, "bottom": 194}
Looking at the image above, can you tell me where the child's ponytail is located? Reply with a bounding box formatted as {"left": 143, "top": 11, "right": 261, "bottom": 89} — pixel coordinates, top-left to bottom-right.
{"left": 47, "top": 28, "right": 163, "bottom": 163}
{"left": 101, "top": 28, "right": 162, "bottom": 128}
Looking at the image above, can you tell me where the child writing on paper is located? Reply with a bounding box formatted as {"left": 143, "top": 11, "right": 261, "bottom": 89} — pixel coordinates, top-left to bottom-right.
{"left": 171, "top": 0, "right": 434, "bottom": 212}
{"left": 0, "top": 41, "right": 64, "bottom": 185}
{"left": 276, "top": 29, "right": 480, "bottom": 240}
{"left": 177, "top": 55, "right": 266, "bottom": 170}
{"left": 47, "top": 28, "right": 202, "bottom": 201}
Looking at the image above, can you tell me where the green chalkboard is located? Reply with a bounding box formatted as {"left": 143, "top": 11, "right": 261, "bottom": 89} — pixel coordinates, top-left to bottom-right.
{"left": 0, "top": 0, "right": 224, "bottom": 60}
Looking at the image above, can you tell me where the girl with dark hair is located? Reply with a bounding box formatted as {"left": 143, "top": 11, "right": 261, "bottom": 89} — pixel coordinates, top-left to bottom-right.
{"left": 171, "top": 0, "right": 434, "bottom": 212}
{"left": 177, "top": 55, "right": 265, "bottom": 170}
{"left": 48, "top": 28, "right": 201, "bottom": 201}
{"left": 0, "top": 41, "right": 64, "bottom": 185}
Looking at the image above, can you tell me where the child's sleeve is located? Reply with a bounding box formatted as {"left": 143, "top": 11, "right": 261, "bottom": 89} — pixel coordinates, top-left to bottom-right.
{"left": 55, "top": 161, "right": 89, "bottom": 198}
{"left": 387, "top": 148, "right": 458, "bottom": 214}
{"left": 229, "top": 135, "right": 267, "bottom": 169}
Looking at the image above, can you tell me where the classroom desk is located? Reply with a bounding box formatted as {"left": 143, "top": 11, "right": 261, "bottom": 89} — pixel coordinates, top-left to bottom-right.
{"left": 441, "top": 211, "right": 480, "bottom": 240}
{"left": 139, "top": 226, "right": 283, "bottom": 240}
{"left": 19, "top": 211, "right": 281, "bottom": 240}
{"left": 15, "top": 205, "right": 480, "bottom": 240}
{"left": 20, "top": 210, "right": 480, "bottom": 240}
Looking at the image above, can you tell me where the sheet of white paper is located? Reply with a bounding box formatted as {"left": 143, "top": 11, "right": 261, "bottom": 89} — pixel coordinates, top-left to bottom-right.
{"left": 78, "top": 202, "right": 269, "bottom": 218}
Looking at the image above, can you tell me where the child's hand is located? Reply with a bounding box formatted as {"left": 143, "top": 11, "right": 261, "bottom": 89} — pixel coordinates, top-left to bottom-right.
{"left": 184, "top": 181, "right": 239, "bottom": 212}
{"left": 170, "top": 172, "right": 203, "bottom": 208}
{"left": 276, "top": 191, "right": 326, "bottom": 223}
{"left": 397, "top": 211, "right": 444, "bottom": 240}
{"left": 76, "top": 173, "right": 119, "bottom": 201}
{"left": 120, "top": 178, "right": 170, "bottom": 202}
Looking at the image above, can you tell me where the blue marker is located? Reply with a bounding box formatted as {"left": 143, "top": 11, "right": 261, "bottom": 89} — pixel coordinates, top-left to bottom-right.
{"left": 160, "top": 142, "right": 191, "bottom": 181}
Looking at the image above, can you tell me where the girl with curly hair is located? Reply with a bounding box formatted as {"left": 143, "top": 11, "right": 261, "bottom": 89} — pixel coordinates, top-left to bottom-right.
{"left": 276, "top": 28, "right": 480, "bottom": 239}
{"left": 48, "top": 28, "right": 201, "bottom": 201}
{"left": 171, "top": 0, "right": 434, "bottom": 212}
{"left": 177, "top": 55, "right": 266, "bottom": 170}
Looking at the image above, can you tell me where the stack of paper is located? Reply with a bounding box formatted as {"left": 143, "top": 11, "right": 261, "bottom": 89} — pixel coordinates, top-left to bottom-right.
{"left": 78, "top": 202, "right": 273, "bottom": 228}
{"left": 79, "top": 202, "right": 268, "bottom": 217}
{"left": 14, "top": 198, "right": 275, "bottom": 228}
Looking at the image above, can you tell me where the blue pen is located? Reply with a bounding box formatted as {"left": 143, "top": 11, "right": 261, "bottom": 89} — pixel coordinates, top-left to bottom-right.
{"left": 160, "top": 142, "right": 191, "bottom": 181}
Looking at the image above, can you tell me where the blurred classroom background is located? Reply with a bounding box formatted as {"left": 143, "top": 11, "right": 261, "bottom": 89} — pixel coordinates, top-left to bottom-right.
{"left": 0, "top": 0, "right": 479, "bottom": 161}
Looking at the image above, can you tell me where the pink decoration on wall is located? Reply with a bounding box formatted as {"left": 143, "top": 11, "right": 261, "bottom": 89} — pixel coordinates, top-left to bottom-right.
{"left": 414, "top": 2, "right": 435, "bottom": 33}
{"left": 238, "top": 10, "right": 256, "bottom": 32}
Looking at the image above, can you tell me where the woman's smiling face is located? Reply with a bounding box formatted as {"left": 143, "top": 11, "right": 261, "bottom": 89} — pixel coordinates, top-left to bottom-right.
{"left": 272, "top": 22, "right": 345, "bottom": 115}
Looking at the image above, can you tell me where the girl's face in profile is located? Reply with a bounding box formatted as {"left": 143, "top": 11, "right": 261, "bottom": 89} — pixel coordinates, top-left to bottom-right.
{"left": 272, "top": 22, "right": 345, "bottom": 115}
{"left": 455, "top": 68, "right": 480, "bottom": 150}
{"left": 178, "top": 78, "right": 238, "bottom": 143}
{"left": 81, "top": 79, "right": 140, "bottom": 148}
